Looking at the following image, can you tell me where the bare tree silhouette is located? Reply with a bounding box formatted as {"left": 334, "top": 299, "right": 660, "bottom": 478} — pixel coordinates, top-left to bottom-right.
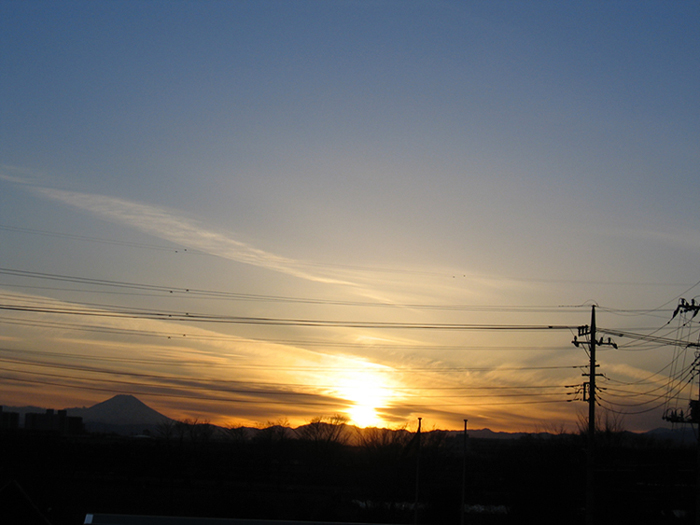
{"left": 356, "top": 425, "right": 411, "bottom": 455}
{"left": 297, "top": 414, "right": 350, "bottom": 445}
{"left": 254, "top": 418, "right": 291, "bottom": 443}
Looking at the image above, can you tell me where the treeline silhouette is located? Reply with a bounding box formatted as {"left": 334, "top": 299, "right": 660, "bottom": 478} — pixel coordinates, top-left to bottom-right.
{"left": 0, "top": 417, "right": 696, "bottom": 525}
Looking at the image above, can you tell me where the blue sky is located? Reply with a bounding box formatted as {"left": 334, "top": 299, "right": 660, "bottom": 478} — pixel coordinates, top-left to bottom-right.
{"left": 1, "top": 0, "right": 698, "bottom": 432}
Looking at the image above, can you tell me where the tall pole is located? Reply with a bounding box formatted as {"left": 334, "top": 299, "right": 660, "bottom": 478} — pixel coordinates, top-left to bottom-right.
{"left": 586, "top": 305, "right": 597, "bottom": 525}
{"left": 668, "top": 300, "right": 700, "bottom": 524}
{"left": 573, "top": 306, "right": 613, "bottom": 524}
{"left": 460, "top": 418, "right": 468, "bottom": 525}
{"left": 696, "top": 356, "right": 700, "bottom": 525}
{"left": 414, "top": 417, "right": 422, "bottom": 525}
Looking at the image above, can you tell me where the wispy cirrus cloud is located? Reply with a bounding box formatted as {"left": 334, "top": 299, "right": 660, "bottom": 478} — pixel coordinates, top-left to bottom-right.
{"left": 35, "top": 187, "right": 356, "bottom": 286}
{"left": 0, "top": 166, "right": 46, "bottom": 186}
{"left": 8, "top": 177, "right": 527, "bottom": 306}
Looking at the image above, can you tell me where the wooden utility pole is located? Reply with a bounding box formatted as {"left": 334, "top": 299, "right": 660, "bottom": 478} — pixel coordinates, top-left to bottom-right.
{"left": 572, "top": 305, "right": 616, "bottom": 525}
{"left": 414, "top": 417, "right": 422, "bottom": 525}
{"left": 586, "top": 306, "right": 597, "bottom": 525}
{"left": 664, "top": 299, "right": 700, "bottom": 524}
{"left": 460, "top": 418, "right": 468, "bottom": 525}
{"left": 696, "top": 365, "right": 700, "bottom": 525}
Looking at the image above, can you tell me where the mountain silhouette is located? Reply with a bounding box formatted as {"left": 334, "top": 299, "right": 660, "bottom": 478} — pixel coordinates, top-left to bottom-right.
{"left": 3, "top": 395, "right": 688, "bottom": 442}
{"left": 67, "top": 394, "right": 172, "bottom": 431}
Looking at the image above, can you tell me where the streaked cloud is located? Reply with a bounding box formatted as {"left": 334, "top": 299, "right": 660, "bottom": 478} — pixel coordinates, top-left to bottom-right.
{"left": 35, "top": 187, "right": 356, "bottom": 286}
{"left": 0, "top": 166, "right": 44, "bottom": 186}
{"left": 28, "top": 185, "right": 528, "bottom": 307}
{"left": 2, "top": 0, "right": 696, "bottom": 433}
{"left": 0, "top": 289, "right": 406, "bottom": 426}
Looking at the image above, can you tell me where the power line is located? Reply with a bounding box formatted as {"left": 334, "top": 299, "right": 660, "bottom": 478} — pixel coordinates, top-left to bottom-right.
{"left": 0, "top": 314, "right": 578, "bottom": 351}
{"left": 0, "top": 302, "right": 579, "bottom": 330}
{"left": 0, "top": 267, "right": 589, "bottom": 312}
{"left": 599, "top": 328, "right": 700, "bottom": 348}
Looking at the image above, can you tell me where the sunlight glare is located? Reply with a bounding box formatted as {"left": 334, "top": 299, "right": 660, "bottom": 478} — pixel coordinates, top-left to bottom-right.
{"left": 334, "top": 368, "right": 392, "bottom": 428}
{"left": 348, "top": 404, "right": 381, "bottom": 428}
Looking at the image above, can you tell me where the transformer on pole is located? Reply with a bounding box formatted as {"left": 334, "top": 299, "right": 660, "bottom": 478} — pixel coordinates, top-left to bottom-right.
{"left": 572, "top": 305, "right": 616, "bottom": 525}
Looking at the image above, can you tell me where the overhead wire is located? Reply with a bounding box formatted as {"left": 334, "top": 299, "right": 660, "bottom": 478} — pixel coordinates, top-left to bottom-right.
{"left": 593, "top": 304, "right": 700, "bottom": 419}
{"left": 7, "top": 225, "right": 692, "bottom": 288}
{"left": 0, "top": 314, "right": 577, "bottom": 352}
{"left": 2, "top": 262, "right": 696, "bottom": 421}
{"left": 0, "top": 302, "right": 580, "bottom": 330}
{"left": 0, "top": 268, "right": 588, "bottom": 312}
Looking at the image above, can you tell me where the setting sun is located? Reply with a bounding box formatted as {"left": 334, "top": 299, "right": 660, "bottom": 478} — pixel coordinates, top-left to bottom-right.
{"left": 347, "top": 404, "right": 381, "bottom": 428}
{"left": 334, "top": 369, "right": 393, "bottom": 428}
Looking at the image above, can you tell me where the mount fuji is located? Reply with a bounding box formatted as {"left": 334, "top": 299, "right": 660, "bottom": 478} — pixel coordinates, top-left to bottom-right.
{"left": 66, "top": 394, "right": 174, "bottom": 434}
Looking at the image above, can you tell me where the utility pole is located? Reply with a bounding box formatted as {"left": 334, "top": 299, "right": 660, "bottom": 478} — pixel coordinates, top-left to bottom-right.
{"left": 666, "top": 351, "right": 700, "bottom": 525}
{"left": 696, "top": 357, "right": 700, "bottom": 525}
{"left": 414, "top": 417, "right": 422, "bottom": 525}
{"left": 585, "top": 306, "right": 597, "bottom": 525}
{"left": 460, "top": 418, "right": 468, "bottom": 525}
{"left": 572, "top": 305, "right": 616, "bottom": 525}
{"left": 664, "top": 299, "right": 700, "bottom": 525}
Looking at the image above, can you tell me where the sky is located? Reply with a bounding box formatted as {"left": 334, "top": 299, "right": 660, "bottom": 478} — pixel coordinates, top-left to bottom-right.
{"left": 0, "top": 0, "right": 698, "bottom": 433}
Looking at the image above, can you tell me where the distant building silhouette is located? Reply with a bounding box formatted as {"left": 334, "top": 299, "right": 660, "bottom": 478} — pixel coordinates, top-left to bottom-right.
{"left": 24, "top": 409, "right": 84, "bottom": 435}
{"left": 0, "top": 406, "right": 20, "bottom": 430}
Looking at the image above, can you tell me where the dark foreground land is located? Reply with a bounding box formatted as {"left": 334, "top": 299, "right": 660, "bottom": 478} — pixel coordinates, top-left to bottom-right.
{"left": 0, "top": 427, "right": 697, "bottom": 525}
